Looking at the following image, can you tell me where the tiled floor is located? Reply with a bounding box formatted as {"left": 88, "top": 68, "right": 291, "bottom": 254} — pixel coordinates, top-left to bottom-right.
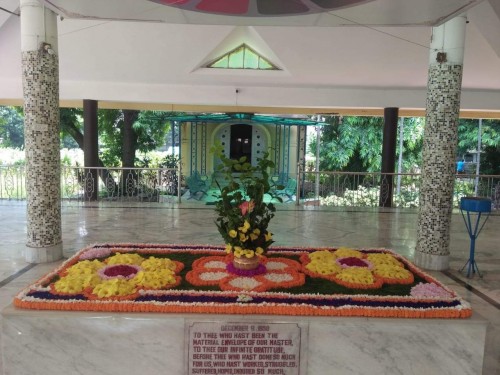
{"left": 0, "top": 201, "right": 498, "bottom": 374}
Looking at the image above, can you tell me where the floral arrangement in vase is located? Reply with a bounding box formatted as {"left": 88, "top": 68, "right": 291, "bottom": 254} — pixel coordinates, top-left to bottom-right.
{"left": 212, "top": 143, "right": 280, "bottom": 267}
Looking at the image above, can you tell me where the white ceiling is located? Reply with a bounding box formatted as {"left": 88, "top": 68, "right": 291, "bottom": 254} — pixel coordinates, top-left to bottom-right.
{"left": 38, "top": 0, "right": 483, "bottom": 26}
{"left": 0, "top": 0, "right": 499, "bottom": 114}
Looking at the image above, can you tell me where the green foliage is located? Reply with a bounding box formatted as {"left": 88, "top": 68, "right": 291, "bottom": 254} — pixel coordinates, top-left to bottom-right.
{"left": 398, "top": 117, "right": 424, "bottom": 172}
{"left": 98, "top": 109, "right": 172, "bottom": 167}
{"left": 158, "top": 154, "right": 181, "bottom": 196}
{"left": 135, "top": 111, "right": 172, "bottom": 151}
{"left": 99, "top": 148, "right": 120, "bottom": 167}
{"left": 98, "top": 109, "right": 126, "bottom": 166}
{"left": 315, "top": 116, "right": 383, "bottom": 172}
{"left": 212, "top": 142, "right": 278, "bottom": 257}
{"left": 310, "top": 116, "right": 424, "bottom": 173}
{"left": 453, "top": 180, "right": 474, "bottom": 205}
{"left": 458, "top": 119, "right": 500, "bottom": 153}
{"left": 59, "top": 108, "right": 83, "bottom": 149}
{"left": 135, "top": 151, "right": 177, "bottom": 169}
{"left": 480, "top": 146, "right": 500, "bottom": 175}
{"left": 320, "top": 185, "right": 420, "bottom": 208}
{"left": 0, "top": 106, "right": 24, "bottom": 148}
{"left": 159, "top": 154, "right": 180, "bottom": 169}
{"left": 458, "top": 119, "right": 500, "bottom": 175}
{"left": 60, "top": 154, "right": 73, "bottom": 167}
{"left": 60, "top": 108, "right": 83, "bottom": 149}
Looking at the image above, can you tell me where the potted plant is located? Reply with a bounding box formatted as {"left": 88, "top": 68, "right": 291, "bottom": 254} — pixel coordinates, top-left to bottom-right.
{"left": 212, "top": 143, "right": 280, "bottom": 270}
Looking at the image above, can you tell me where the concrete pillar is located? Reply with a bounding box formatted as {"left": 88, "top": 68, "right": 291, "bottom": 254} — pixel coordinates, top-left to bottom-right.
{"left": 20, "top": 0, "right": 62, "bottom": 262}
{"left": 415, "top": 14, "right": 467, "bottom": 270}
{"left": 83, "top": 99, "right": 98, "bottom": 200}
{"left": 379, "top": 107, "right": 399, "bottom": 207}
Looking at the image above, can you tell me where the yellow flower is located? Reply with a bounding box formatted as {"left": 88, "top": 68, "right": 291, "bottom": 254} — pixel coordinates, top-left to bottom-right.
{"left": 134, "top": 269, "right": 176, "bottom": 289}
{"left": 234, "top": 246, "right": 244, "bottom": 258}
{"left": 244, "top": 250, "right": 255, "bottom": 258}
{"left": 66, "top": 259, "right": 104, "bottom": 276}
{"left": 239, "top": 232, "right": 249, "bottom": 242}
{"left": 141, "top": 257, "right": 176, "bottom": 272}
{"left": 366, "top": 253, "right": 403, "bottom": 267}
{"left": 306, "top": 251, "right": 341, "bottom": 275}
{"left": 54, "top": 255, "right": 182, "bottom": 300}
{"left": 336, "top": 268, "right": 375, "bottom": 285}
{"left": 373, "top": 264, "right": 412, "bottom": 279}
{"left": 334, "top": 247, "right": 363, "bottom": 259}
{"left": 253, "top": 228, "right": 261, "bottom": 235}
{"left": 228, "top": 230, "right": 238, "bottom": 238}
{"left": 225, "top": 244, "right": 233, "bottom": 254}
{"left": 249, "top": 232, "right": 259, "bottom": 241}
{"left": 309, "top": 250, "right": 336, "bottom": 262}
{"left": 255, "top": 247, "right": 264, "bottom": 255}
{"left": 106, "top": 253, "right": 144, "bottom": 266}
{"left": 238, "top": 220, "right": 251, "bottom": 234}
{"left": 264, "top": 231, "right": 273, "bottom": 242}
{"left": 54, "top": 274, "right": 101, "bottom": 294}
{"left": 306, "top": 259, "right": 341, "bottom": 275}
{"left": 92, "top": 278, "right": 137, "bottom": 298}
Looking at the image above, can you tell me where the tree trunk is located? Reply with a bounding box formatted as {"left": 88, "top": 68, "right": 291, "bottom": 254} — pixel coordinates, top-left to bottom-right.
{"left": 122, "top": 110, "right": 139, "bottom": 168}
{"left": 63, "top": 116, "right": 118, "bottom": 193}
{"left": 121, "top": 110, "right": 140, "bottom": 196}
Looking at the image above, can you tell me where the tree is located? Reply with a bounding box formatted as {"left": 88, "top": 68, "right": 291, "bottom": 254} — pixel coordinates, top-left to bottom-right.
{"left": 309, "top": 115, "right": 424, "bottom": 173}
{"left": 0, "top": 106, "right": 24, "bottom": 148}
{"left": 457, "top": 119, "right": 500, "bottom": 175}
{"left": 397, "top": 117, "right": 424, "bottom": 173}
{"left": 60, "top": 108, "right": 174, "bottom": 167}
{"left": 60, "top": 108, "right": 83, "bottom": 148}
{"left": 58, "top": 108, "right": 175, "bottom": 198}
{"left": 98, "top": 109, "right": 171, "bottom": 167}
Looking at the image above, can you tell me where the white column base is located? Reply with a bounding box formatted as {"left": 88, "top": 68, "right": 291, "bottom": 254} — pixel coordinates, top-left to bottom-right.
{"left": 414, "top": 251, "right": 449, "bottom": 271}
{"left": 25, "top": 243, "right": 63, "bottom": 263}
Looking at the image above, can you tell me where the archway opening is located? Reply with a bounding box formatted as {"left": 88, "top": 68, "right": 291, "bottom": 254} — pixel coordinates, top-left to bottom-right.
{"left": 230, "top": 124, "right": 252, "bottom": 162}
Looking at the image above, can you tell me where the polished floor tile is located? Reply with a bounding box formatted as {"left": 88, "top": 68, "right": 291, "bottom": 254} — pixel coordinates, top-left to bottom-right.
{"left": 0, "top": 201, "right": 498, "bottom": 374}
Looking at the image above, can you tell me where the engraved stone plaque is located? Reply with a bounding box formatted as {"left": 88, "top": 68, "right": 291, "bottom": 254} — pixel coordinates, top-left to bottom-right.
{"left": 186, "top": 321, "right": 304, "bottom": 375}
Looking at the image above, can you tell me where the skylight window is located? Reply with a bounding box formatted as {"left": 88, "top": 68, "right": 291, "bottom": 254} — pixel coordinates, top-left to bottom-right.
{"left": 207, "top": 44, "right": 279, "bottom": 70}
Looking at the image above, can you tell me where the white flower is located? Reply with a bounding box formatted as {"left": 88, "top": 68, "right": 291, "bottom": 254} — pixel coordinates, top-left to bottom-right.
{"left": 236, "top": 294, "right": 253, "bottom": 302}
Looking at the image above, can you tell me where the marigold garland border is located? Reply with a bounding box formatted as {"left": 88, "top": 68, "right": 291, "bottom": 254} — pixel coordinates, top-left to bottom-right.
{"left": 13, "top": 243, "right": 472, "bottom": 319}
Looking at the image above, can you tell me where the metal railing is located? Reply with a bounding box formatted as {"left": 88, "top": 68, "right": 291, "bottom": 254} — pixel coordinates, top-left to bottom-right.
{"left": 62, "top": 166, "right": 182, "bottom": 203}
{"left": 0, "top": 165, "right": 182, "bottom": 203}
{"left": 1, "top": 165, "right": 499, "bottom": 210}
{"left": 0, "top": 165, "right": 26, "bottom": 200}
{"left": 297, "top": 170, "right": 500, "bottom": 210}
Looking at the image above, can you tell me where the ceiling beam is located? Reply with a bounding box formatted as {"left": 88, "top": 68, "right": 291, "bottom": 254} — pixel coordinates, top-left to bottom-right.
{"left": 2, "top": 98, "right": 500, "bottom": 118}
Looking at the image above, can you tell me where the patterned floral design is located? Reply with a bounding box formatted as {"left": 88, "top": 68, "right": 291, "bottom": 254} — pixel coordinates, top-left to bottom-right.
{"left": 186, "top": 255, "right": 305, "bottom": 292}
{"left": 301, "top": 248, "right": 414, "bottom": 289}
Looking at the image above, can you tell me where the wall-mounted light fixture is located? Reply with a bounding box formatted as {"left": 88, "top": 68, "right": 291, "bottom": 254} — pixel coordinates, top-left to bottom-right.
{"left": 436, "top": 52, "right": 447, "bottom": 63}
{"left": 40, "top": 42, "right": 55, "bottom": 55}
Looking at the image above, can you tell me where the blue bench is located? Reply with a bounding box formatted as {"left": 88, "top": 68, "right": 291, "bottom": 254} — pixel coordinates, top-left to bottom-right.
{"left": 275, "top": 178, "right": 297, "bottom": 202}
{"left": 186, "top": 172, "right": 210, "bottom": 200}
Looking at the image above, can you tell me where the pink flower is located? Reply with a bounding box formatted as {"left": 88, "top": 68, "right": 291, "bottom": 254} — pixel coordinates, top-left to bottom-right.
{"left": 97, "top": 264, "right": 142, "bottom": 280}
{"left": 239, "top": 200, "right": 255, "bottom": 216}
{"left": 410, "top": 282, "right": 453, "bottom": 298}
{"left": 79, "top": 247, "right": 112, "bottom": 260}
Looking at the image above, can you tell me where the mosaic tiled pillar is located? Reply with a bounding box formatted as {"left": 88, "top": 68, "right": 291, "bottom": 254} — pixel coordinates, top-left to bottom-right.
{"left": 21, "top": 0, "right": 62, "bottom": 263}
{"left": 415, "top": 15, "right": 467, "bottom": 270}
